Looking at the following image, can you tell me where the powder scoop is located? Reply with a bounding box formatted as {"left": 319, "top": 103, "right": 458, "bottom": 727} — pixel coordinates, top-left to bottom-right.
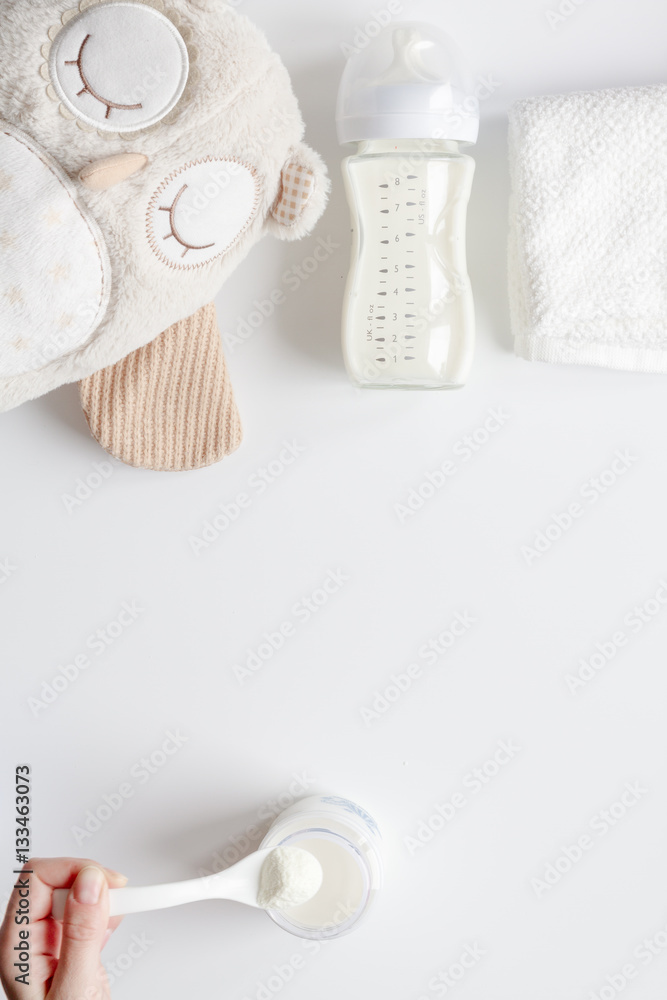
{"left": 51, "top": 847, "right": 322, "bottom": 919}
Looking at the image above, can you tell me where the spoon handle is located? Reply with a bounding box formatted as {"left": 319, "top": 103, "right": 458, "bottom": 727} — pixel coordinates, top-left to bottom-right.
{"left": 52, "top": 876, "right": 211, "bottom": 920}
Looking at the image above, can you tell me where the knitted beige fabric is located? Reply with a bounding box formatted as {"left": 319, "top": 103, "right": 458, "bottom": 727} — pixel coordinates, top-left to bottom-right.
{"left": 80, "top": 303, "right": 242, "bottom": 471}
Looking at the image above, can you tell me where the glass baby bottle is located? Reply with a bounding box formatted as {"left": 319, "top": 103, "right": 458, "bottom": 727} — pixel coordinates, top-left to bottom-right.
{"left": 336, "top": 23, "right": 479, "bottom": 389}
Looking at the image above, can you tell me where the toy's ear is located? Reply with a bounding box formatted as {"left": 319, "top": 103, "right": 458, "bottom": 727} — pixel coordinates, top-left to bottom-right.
{"left": 267, "top": 143, "right": 330, "bottom": 241}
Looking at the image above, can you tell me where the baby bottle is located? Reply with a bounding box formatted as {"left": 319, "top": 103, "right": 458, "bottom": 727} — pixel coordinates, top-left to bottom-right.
{"left": 336, "top": 23, "right": 479, "bottom": 389}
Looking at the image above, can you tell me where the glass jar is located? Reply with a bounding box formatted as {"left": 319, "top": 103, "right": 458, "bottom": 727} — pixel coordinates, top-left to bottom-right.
{"left": 259, "top": 794, "right": 383, "bottom": 940}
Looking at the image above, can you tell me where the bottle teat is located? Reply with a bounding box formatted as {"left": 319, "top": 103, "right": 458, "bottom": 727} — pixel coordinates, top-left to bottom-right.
{"left": 377, "top": 26, "right": 444, "bottom": 85}
{"left": 336, "top": 21, "right": 479, "bottom": 145}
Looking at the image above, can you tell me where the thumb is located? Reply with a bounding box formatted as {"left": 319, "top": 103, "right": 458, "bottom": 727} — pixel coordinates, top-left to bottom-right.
{"left": 51, "top": 866, "right": 109, "bottom": 997}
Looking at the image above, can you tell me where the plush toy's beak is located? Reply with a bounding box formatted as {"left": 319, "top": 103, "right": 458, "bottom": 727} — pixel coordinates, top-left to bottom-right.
{"left": 79, "top": 153, "right": 148, "bottom": 191}
{"left": 267, "top": 143, "right": 330, "bottom": 241}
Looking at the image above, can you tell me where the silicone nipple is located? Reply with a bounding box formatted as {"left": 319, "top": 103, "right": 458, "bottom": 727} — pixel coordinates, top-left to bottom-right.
{"left": 376, "top": 27, "right": 443, "bottom": 85}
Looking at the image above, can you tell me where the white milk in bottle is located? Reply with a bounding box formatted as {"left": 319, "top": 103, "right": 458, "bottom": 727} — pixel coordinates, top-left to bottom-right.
{"left": 337, "top": 23, "right": 479, "bottom": 389}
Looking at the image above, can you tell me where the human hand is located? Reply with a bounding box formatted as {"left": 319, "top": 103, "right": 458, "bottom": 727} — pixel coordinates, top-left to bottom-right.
{"left": 0, "top": 858, "right": 127, "bottom": 1000}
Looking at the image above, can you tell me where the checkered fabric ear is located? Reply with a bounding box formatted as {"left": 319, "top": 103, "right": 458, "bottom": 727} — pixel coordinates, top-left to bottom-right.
{"left": 272, "top": 162, "right": 315, "bottom": 226}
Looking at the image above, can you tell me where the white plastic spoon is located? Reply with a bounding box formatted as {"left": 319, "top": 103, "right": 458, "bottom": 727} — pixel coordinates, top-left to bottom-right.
{"left": 51, "top": 847, "right": 322, "bottom": 920}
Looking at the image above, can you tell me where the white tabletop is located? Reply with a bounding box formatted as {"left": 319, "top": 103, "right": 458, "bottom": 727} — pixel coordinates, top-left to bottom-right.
{"left": 2, "top": 1, "right": 667, "bottom": 998}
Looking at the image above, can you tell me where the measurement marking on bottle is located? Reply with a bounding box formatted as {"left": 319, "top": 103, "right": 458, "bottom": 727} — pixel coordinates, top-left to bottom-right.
{"left": 381, "top": 240, "right": 389, "bottom": 244}
{"left": 407, "top": 202, "right": 416, "bottom": 206}
{"left": 381, "top": 209, "right": 389, "bottom": 214}
{"left": 379, "top": 184, "right": 389, "bottom": 188}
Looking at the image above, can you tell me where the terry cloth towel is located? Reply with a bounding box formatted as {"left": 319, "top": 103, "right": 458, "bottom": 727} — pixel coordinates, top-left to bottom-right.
{"left": 508, "top": 85, "right": 667, "bottom": 372}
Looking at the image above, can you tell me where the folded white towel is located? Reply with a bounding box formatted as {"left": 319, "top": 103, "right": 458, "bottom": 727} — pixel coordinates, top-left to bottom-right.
{"left": 508, "top": 85, "right": 667, "bottom": 372}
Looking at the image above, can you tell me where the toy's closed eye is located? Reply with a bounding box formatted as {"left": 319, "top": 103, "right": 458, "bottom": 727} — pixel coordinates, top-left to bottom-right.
{"left": 48, "top": 3, "right": 190, "bottom": 133}
{"left": 147, "top": 158, "right": 260, "bottom": 270}
{"left": 65, "top": 34, "right": 143, "bottom": 120}
{"left": 159, "top": 185, "right": 215, "bottom": 259}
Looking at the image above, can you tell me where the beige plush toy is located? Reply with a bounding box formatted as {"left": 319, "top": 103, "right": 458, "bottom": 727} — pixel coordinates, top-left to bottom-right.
{"left": 0, "top": 0, "right": 329, "bottom": 470}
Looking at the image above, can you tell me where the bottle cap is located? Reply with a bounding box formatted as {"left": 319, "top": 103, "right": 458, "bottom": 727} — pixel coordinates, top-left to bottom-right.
{"left": 336, "top": 22, "right": 479, "bottom": 145}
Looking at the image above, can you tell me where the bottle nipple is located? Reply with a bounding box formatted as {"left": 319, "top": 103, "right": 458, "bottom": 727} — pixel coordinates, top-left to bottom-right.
{"left": 336, "top": 21, "right": 479, "bottom": 145}
{"left": 376, "top": 27, "right": 444, "bottom": 85}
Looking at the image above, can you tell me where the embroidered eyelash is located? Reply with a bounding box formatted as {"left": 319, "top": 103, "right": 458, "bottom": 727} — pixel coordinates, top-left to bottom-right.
{"left": 146, "top": 156, "right": 261, "bottom": 272}
{"left": 65, "top": 33, "right": 143, "bottom": 120}
{"left": 158, "top": 184, "right": 215, "bottom": 258}
{"left": 40, "top": 0, "right": 200, "bottom": 140}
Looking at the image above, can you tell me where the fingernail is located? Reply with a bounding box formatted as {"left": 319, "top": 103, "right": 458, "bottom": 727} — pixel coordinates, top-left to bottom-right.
{"left": 73, "top": 866, "right": 105, "bottom": 905}
{"left": 105, "top": 869, "right": 128, "bottom": 884}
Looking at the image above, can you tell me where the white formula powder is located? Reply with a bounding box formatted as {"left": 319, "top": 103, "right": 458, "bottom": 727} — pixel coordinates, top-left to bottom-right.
{"left": 257, "top": 847, "right": 323, "bottom": 910}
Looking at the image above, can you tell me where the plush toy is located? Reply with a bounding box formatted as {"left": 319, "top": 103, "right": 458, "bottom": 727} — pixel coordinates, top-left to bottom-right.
{"left": 0, "top": 0, "right": 329, "bottom": 470}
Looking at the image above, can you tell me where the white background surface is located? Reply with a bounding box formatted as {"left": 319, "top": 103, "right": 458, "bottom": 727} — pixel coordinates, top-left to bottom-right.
{"left": 2, "top": 1, "right": 667, "bottom": 998}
